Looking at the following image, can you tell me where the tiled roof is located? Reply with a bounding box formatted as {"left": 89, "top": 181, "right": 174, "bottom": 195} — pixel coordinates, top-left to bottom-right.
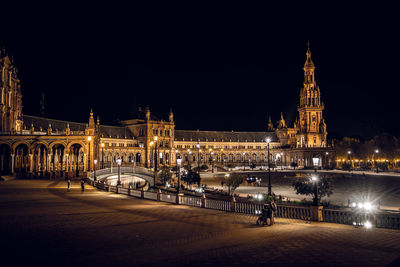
{"left": 174, "top": 130, "right": 278, "bottom": 143}
{"left": 99, "top": 125, "right": 134, "bottom": 139}
{"left": 23, "top": 115, "right": 86, "bottom": 132}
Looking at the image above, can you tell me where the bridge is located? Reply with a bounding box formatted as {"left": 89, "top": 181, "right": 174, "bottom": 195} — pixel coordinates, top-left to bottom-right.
{"left": 88, "top": 166, "right": 155, "bottom": 187}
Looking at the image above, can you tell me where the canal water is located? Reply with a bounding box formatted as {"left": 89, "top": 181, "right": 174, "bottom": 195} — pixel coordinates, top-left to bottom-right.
{"left": 201, "top": 171, "right": 400, "bottom": 210}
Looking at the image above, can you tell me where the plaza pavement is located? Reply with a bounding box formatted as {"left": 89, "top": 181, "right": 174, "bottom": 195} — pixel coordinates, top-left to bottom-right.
{"left": 0, "top": 179, "right": 400, "bottom": 266}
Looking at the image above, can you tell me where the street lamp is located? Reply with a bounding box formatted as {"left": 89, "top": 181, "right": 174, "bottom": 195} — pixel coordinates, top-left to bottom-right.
{"left": 312, "top": 155, "right": 320, "bottom": 206}
{"left": 177, "top": 158, "right": 182, "bottom": 194}
{"left": 211, "top": 151, "right": 214, "bottom": 173}
{"left": 325, "top": 152, "right": 329, "bottom": 170}
{"left": 311, "top": 174, "right": 319, "bottom": 206}
{"left": 347, "top": 151, "right": 352, "bottom": 171}
{"left": 93, "top": 159, "right": 97, "bottom": 182}
{"left": 187, "top": 149, "right": 191, "bottom": 169}
{"left": 87, "top": 136, "right": 92, "bottom": 172}
{"left": 242, "top": 152, "right": 245, "bottom": 171}
{"left": 196, "top": 143, "right": 200, "bottom": 174}
{"left": 101, "top": 142, "right": 105, "bottom": 169}
{"left": 375, "top": 149, "right": 379, "bottom": 173}
{"left": 266, "top": 137, "right": 272, "bottom": 196}
{"left": 116, "top": 158, "right": 122, "bottom": 186}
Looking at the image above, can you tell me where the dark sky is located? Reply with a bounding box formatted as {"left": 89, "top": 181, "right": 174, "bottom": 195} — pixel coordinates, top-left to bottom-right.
{"left": 2, "top": 3, "right": 399, "bottom": 139}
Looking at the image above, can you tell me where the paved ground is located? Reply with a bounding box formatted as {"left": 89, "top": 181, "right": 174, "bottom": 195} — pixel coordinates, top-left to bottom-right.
{"left": 1, "top": 180, "right": 400, "bottom": 266}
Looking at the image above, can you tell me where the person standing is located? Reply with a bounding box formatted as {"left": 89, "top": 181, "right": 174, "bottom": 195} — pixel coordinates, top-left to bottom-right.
{"left": 270, "top": 199, "right": 277, "bottom": 225}
{"left": 81, "top": 179, "right": 85, "bottom": 192}
{"left": 67, "top": 179, "right": 71, "bottom": 192}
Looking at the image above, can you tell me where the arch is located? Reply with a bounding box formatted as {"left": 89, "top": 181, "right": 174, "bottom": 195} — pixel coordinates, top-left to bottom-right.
{"left": 49, "top": 141, "right": 68, "bottom": 150}
{"left": 12, "top": 140, "right": 31, "bottom": 153}
{"left": 136, "top": 153, "right": 141, "bottom": 163}
{"left": 31, "top": 141, "right": 49, "bottom": 150}
{"left": 66, "top": 141, "right": 87, "bottom": 153}
{"left": 0, "top": 143, "right": 12, "bottom": 174}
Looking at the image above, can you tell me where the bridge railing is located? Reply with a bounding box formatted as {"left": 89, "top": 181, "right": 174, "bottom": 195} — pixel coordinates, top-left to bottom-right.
{"left": 88, "top": 166, "right": 154, "bottom": 179}
{"left": 90, "top": 180, "right": 400, "bottom": 230}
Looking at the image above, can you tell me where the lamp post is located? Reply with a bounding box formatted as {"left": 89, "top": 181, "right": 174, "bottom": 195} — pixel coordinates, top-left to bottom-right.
{"left": 211, "top": 151, "right": 214, "bottom": 173}
{"left": 154, "top": 136, "right": 158, "bottom": 187}
{"left": 312, "top": 175, "right": 319, "bottom": 206}
{"left": 280, "top": 152, "right": 283, "bottom": 170}
{"left": 196, "top": 143, "right": 200, "bottom": 174}
{"left": 101, "top": 142, "right": 105, "bottom": 169}
{"left": 116, "top": 158, "right": 121, "bottom": 186}
{"left": 347, "top": 151, "right": 352, "bottom": 171}
{"left": 187, "top": 149, "right": 191, "bottom": 169}
{"left": 325, "top": 152, "right": 329, "bottom": 170}
{"left": 242, "top": 152, "right": 245, "bottom": 171}
{"left": 266, "top": 138, "right": 272, "bottom": 196}
{"left": 87, "top": 136, "right": 92, "bottom": 172}
{"left": 149, "top": 141, "right": 154, "bottom": 169}
{"left": 94, "top": 159, "right": 97, "bottom": 181}
{"left": 312, "top": 156, "right": 320, "bottom": 206}
{"left": 374, "top": 149, "right": 379, "bottom": 173}
{"left": 177, "top": 158, "right": 182, "bottom": 194}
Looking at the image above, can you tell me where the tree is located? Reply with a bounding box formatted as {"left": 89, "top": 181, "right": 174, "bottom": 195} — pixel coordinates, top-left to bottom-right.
{"left": 158, "top": 166, "right": 172, "bottom": 186}
{"left": 223, "top": 173, "right": 244, "bottom": 196}
{"left": 292, "top": 176, "right": 333, "bottom": 205}
{"left": 182, "top": 169, "right": 201, "bottom": 190}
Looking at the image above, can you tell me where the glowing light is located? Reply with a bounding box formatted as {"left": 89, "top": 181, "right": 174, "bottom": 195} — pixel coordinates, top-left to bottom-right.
{"left": 364, "top": 202, "right": 373, "bottom": 212}
{"left": 311, "top": 175, "right": 318, "bottom": 181}
{"left": 364, "top": 221, "right": 372, "bottom": 229}
{"left": 351, "top": 202, "right": 357, "bottom": 208}
{"left": 88, "top": 136, "right": 92, "bottom": 141}
{"left": 154, "top": 136, "right": 158, "bottom": 141}
{"left": 266, "top": 138, "right": 271, "bottom": 143}
{"left": 357, "top": 203, "right": 364, "bottom": 209}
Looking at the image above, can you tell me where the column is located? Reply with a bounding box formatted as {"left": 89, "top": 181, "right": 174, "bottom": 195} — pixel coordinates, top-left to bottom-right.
{"left": 66, "top": 154, "right": 69, "bottom": 172}
{"left": 29, "top": 154, "right": 33, "bottom": 173}
{"left": 47, "top": 154, "right": 52, "bottom": 172}
{"left": 11, "top": 154, "right": 15, "bottom": 174}
{"left": 83, "top": 154, "right": 87, "bottom": 172}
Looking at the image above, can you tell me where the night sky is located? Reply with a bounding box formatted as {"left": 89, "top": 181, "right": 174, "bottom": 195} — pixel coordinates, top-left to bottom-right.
{"left": 1, "top": 3, "right": 399, "bottom": 139}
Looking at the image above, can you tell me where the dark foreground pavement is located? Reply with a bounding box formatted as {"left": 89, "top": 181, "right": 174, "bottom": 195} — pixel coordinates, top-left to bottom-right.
{"left": 1, "top": 180, "right": 400, "bottom": 266}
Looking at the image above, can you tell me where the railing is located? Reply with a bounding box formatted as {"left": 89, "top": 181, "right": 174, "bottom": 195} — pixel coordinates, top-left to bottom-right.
{"left": 90, "top": 180, "right": 400, "bottom": 230}
{"left": 235, "top": 202, "right": 263, "bottom": 215}
{"left": 376, "top": 213, "right": 400, "bottom": 229}
{"left": 323, "top": 209, "right": 372, "bottom": 225}
{"left": 205, "top": 199, "right": 230, "bottom": 211}
{"left": 89, "top": 166, "right": 154, "bottom": 179}
{"left": 276, "top": 205, "right": 311, "bottom": 221}
{"left": 160, "top": 193, "right": 176, "bottom": 203}
{"left": 181, "top": 196, "right": 202, "bottom": 207}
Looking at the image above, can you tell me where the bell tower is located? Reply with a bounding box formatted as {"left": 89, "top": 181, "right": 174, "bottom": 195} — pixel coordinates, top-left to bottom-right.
{"left": 0, "top": 45, "right": 23, "bottom": 134}
{"left": 296, "top": 42, "right": 327, "bottom": 148}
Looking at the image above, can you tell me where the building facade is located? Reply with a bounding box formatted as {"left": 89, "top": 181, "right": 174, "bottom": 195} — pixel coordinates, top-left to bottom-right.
{"left": 0, "top": 45, "right": 334, "bottom": 177}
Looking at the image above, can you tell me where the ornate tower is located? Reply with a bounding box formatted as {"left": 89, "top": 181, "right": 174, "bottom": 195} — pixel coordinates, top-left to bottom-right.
{"left": 0, "top": 46, "right": 23, "bottom": 134}
{"left": 296, "top": 43, "right": 327, "bottom": 148}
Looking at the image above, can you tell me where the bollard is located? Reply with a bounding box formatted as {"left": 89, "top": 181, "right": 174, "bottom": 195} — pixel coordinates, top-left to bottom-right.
{"left": 157, "top": 189, "right": 161, "bottom": 201}
{"left": 141, "top": 187, "right": 144, "bottom": 198}
{"left": 310, "top": 205, "right": 323, "bottom": 222}
{"left": 230, "top": 196, "right": 236, "bottom": 212}
{"left": 176, "top": 193, "right": 184, "bottom": 204}
{"left": 201, "top": 193, "right": 206, "bottom": 208}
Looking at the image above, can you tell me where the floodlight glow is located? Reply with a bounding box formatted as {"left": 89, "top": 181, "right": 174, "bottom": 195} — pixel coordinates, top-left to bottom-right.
{"left": 311, "top": 175, "right": 317, "bottom": 181}
{"left": 353, "top": 222, "right": 357, "bottom": 226}
{"left": 351, "top": 202, "right": 357, "bottom": 208}
{"left": 266, "top": 138, "right": 271, "bottom": 143}
{"left": 358, "top": 202, "right": 364, "bottom": 209}
{"left": 364, "top": 221, "right": 372, "bottom": 229}
{"left": 364, "top": 202, "right": 372, "bottom": 211}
